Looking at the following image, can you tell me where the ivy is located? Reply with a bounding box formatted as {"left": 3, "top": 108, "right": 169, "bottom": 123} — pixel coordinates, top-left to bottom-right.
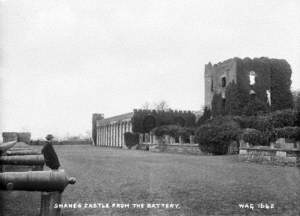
{"left": 196, "top": 106, "right": 212, "bottom": 126}
{"left": 131, "top": 109, "right": 196, "bottom": 133}
{"left": 211, "top": 57, "right": 293, "bottom": 116}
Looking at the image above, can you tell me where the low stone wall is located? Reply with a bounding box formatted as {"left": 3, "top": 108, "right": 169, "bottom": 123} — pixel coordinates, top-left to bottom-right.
{"left": 138, "top": 143, "right": 202, "bottom": 155}
{"left": 239, "top": 146, "right": 300, "bottom": 167}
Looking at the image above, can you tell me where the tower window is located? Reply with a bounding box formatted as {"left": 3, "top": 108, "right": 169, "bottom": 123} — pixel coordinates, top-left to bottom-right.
{"left": 249, "top": 71, "right": 256, "bottom": 85}
{"left": 211, "top": 79, "right": 214, "bottom": 92}
{"left": 221, "top": 77, "right": 226, "bottom": 87}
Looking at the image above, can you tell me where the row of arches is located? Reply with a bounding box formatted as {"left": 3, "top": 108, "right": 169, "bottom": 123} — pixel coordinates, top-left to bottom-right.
{"left": 96, "top": 121, "right": 132, "bottom": 147}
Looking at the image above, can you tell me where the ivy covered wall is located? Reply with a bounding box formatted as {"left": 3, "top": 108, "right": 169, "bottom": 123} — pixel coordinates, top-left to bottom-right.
{"left": 211, "top": 57, "right": 293, "bottom": 116}
{"left": 131, "top": 109, "right": 196, "bottom": 133}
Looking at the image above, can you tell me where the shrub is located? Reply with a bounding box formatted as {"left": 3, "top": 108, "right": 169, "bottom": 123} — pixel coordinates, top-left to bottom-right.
{"left": 269, "top": 109, "right": 296, "bottom": 128}
{"left": 124, "top": 132, "right": 139, "bottom": 149}
{"left": 151, "top": 126, "right": 170, "bottom": 138}
{"left": 195, "top": 120, "right": 240, "bottom": 155}
{"left": 240, "top": 128, "right": 263, "bottom": 145}
{"left": 271, "top": 127, "right": 300, "bottom": 141}
{"left": 234, "top": 109, "right": 297, "bottom": 131}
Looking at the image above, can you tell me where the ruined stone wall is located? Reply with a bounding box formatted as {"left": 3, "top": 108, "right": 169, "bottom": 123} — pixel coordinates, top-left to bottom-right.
{"left": 239, "top": 146, "right": 300, "bottom": 167}
{"left": 147, "top": 143, "right": 202, "bottom": 155}
{"left": 204, "top": 59, "right": 237, "bottom": 108}
{"left": 205, "top": 57, "right": 293, "bottom": 115}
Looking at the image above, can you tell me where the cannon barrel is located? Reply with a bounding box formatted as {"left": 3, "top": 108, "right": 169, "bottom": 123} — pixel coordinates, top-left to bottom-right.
{"left": 0, "top": 170, "right": 76, "bottom": 192}
{"left": 5, "top": 149, "right": 40, "bottom": 156}
{"left": 0, "top": 141, "right": 17, "bottom": 154}
{"left": 0, "top": 155, "right": 44, "bottom": 166}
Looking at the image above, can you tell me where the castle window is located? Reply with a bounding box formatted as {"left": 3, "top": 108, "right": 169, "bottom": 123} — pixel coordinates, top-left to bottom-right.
{"left": 249, "top": 71, "right": 256, "bottom": 85}
{"left": 266, "top": 90, "right": 271, "bottom": 105}
{"left": 221, "top": 77, "right": 226, "bottom": 87}
{"left": 211, "top": 79, "right": 214, "bottom": 92}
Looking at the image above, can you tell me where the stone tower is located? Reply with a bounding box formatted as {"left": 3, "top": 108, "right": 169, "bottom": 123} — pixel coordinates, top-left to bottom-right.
{"left": 92, "top": 113, "right": 104, "bottom": 145}
{"left": 204, "top": 59, "right": 237, "bottom": 108}
{"left": 204, "top": 57, "right": 293, "bottom": 115}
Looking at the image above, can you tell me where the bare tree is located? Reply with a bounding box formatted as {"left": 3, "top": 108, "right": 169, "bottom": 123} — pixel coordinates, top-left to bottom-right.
{"left": 140, "top": 100, "right": 171, "bottom": 111}
{"left": 141, "top": 101, "right": 151, "bottom": 110}
{"left": 154, "top": 100, "right": 170, "bottom": 111}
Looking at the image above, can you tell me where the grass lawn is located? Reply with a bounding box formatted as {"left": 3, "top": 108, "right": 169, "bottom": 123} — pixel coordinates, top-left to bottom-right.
{"left": 1, "top": 145, "right": 300, "bottom": 216}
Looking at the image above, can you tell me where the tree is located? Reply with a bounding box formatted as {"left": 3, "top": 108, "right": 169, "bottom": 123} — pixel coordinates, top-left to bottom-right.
{"left": 141, "top": 101, "right": 151, "bottom": 110}
{"left": 140, "top": 100, "right": 171, "bottom": 111}
{"left": 196, "top": 106, "right": 211, "bottom": 126}
{"left": 154, "top": 100, "right": 170, "bottom": 111}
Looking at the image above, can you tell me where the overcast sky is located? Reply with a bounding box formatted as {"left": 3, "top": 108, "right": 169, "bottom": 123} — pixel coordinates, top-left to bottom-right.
{"left": 1, "top": 0, "right": 300, "bottom": 139}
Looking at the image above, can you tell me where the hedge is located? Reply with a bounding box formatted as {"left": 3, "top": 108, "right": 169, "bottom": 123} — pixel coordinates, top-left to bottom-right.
{"left": 132, "top": 109, "right": 196, "bottom": 133}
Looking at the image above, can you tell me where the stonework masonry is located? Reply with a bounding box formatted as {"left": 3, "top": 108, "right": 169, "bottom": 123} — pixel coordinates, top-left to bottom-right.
{"left": 204, "top": 57, "right": 281, "bottom": 110}
{"left": 205, "top": 59, "right": 237, "bottom": 108}
{"left": 239, "top": 146, "right": 300, "bottom": 167}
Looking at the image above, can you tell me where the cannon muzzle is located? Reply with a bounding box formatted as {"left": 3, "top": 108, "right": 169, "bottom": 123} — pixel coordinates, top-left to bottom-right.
{"left": 0, "top": 170, "right": 76, "bottom": 192}
{"left": 0, "top": 155, "right": 45, "bottom": 166}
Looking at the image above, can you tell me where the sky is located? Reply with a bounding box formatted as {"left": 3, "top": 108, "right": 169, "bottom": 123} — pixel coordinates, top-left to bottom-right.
{"left": 0, "top": 0, "right": 300, "bottom": 139}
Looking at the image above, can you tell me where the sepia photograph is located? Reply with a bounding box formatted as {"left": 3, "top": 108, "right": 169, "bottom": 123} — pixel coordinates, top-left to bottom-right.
{"left": 0, "top": 0, "right": 300, "bottom": 215}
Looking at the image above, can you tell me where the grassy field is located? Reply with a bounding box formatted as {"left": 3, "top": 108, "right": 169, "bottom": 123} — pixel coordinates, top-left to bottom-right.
{"left": 1, "top": 145, "right": 300, "bottom": 216}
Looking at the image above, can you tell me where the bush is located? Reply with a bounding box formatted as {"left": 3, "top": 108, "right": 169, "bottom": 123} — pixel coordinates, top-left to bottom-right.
{"left": 234, "top": 109, "right": 297, "bottom": 131}
{"left": 269, "top": 109, "right": 296, "bottom": 128}
{"left": 152, "top": 126, "right": 170, "bottom": 138}
{"left": 124, "top": 132, "right": 139, "bottom": 149}
{"left": 195, "top": 120, "right": 240, "bottom": 155}
{"left": 271, "top": 127, "right": 300, "bottom": 141}
{"left": 240, "top": 128, "right": 263, "bottom": 145}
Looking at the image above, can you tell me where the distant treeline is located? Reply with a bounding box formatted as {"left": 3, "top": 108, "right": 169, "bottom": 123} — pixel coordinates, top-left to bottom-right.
{"left": 30, "top": 140, "right": 92, "bottom": 145}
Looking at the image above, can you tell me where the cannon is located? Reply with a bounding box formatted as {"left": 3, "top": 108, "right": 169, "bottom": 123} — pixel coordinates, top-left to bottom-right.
{"left": 0, "top": 170, "right": 76, "bottom": 192}
{"left": 0, "top": 155, "right": 45, "bottom": 166}
{"left": 1, "top": 170, "right": 76, "bottom": 216}
{"left": 5, "top": 149, "right": 41, "bottom": 156}
{"left": 0, "top": 141, "right": 17, "bottom": 154}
